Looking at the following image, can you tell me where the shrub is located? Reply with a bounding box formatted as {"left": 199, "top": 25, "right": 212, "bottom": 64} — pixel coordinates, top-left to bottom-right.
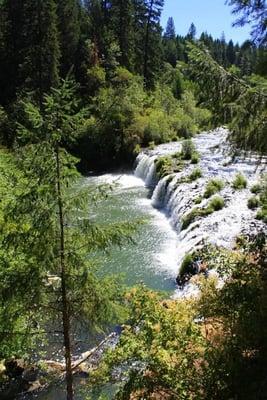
{"left": 181, "top": 139, "right": 196, "bottom": 160}
{"left": 155, "top": 156, "right": 173, "bottom": 178}
{"left": 204, "top": 178, "right": 224, "bottom": 198}
{"left": 250, "top": 183, "right": 262, "bottom": 194}
{"left": 191, "top": 151, "right": 200, "bottom": 164}
{"left": 194, "top": 196, "right": 202, "bottom": 204}
{"left": 179, "top": 253, "right": 194, "bottom": 279}
{"left": 208, "top": 196, "right": 225, "bottom": 211}
{"left": 188, "top": 167, "right": 202, "bottom": 182}
{"left": 148, "top": 141, "right": 155, "bottom": 149}
{"left": 232, "top": 173, "right": 247, "bottom": 190}
{"left": 247, "top": 196, "right": 260, "bottom": 209}
{"left": 181, "top": 196, "right": 225, "bottom": 230}
{"left": 256, "top": 208, "right": 267, "bottom": 223}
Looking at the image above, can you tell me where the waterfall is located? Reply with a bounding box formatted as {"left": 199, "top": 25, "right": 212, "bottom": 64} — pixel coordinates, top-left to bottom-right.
{"left": 134, "top": 128, "right": 265, "bottom": 273}
{"left": 134, "top": 153, "right": 157, "bottom": 187}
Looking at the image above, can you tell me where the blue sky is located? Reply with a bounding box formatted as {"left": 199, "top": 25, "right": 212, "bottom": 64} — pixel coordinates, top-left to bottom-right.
{"left": 161, "top": 0, "right": 251, "bottom": 44}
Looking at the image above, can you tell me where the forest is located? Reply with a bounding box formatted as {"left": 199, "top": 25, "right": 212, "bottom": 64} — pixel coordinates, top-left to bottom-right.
{"left": 0, "top": 0, "right": 267, "bottom": 399}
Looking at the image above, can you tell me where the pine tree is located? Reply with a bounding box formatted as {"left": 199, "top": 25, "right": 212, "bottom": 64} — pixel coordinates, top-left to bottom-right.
{"left": 143, "top": 0, "right": 165, "bottom": 86}
{"left": 5, "top": 79, "right": 137, "bottom": 400}
{"left": 164, "top": 16, "right": 176, "bottom": 39}
{"left": 57, "top": 0, "right": 81, "bottom": 77}
{"left": 226, "top": 39, "right": 236, "bottom": 65}
{"left": 111, "top": 0, "right": 135, "bottom": 70}
{"left": 0, "top": 0, "right": 60, "bottom": 106}
{"left": 226, "top": 0, "right": 267, "bottom": 46}
{"left": 187, "top": 22, "right": 197, "bottom": 40}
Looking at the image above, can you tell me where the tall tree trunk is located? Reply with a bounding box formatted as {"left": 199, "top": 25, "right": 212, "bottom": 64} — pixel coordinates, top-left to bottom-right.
{"left": 55, "top": 145, "right": 73, "bottom": 400}
{"left": 144, "top": 0, "right": 153, "bottom": 84}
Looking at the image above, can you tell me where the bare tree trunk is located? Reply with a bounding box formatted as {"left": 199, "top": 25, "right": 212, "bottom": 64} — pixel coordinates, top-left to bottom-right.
{"left": 55, "top": 144, "right": 73, "bottom": 400}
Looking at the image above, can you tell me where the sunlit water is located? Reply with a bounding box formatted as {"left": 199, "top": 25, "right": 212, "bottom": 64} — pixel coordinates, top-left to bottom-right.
{"left": 13, "top": 128, "right": 266, "bottom": 399}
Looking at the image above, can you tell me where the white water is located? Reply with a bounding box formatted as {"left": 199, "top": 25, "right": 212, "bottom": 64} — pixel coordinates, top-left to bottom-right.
{"left": 135, "top": 128, "right": 266, "bottom": 272}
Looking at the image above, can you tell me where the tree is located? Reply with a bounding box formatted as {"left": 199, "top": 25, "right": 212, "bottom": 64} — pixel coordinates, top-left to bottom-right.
{"left": 164, "top": 16, "right": 176, "bottom": 39}
{"left": 226, "top": 39, "right": 236, "bottom": 65}
{"left": 0, "top": 0, "right": 60, "bottom": 106}
{"left": 187, "top": 22, "right": 197, "bottom": 40}
{"left": 187, "top": 43, "right": 267, "bottom": 154}
{"left": 227, "top": 0, "right": 267, "bottom": 46}
{"left": 57, "top": 0, "right": 81, "bottom": 77}
{"left": 1, "top": 80, "right": 137, "bottom": 399}
{"left": 143, "top": 0, "right": 165, "bottom": 86}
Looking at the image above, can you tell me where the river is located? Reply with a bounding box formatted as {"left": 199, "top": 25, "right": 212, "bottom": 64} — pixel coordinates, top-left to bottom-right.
{"left": 16, "top": 127, "right": 266, "bottom": 399}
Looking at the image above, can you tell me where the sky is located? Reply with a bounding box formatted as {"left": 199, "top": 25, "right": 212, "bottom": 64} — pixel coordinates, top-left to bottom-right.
{"left": 161, "top": 0, "right": 251, "bottom": 44}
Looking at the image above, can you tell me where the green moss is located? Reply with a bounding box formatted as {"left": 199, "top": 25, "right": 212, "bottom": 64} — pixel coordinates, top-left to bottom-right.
{"left": 247, "top": 196, "right": 260, "bottom": 209}
{"left": 232, "top": 173, "right": 247, "bottom": 190}
{"left": 179, "top": 253, "right": 194, "bottom": 278}
{"left": 204, "top": 178, "right": 224, "bottom": 198}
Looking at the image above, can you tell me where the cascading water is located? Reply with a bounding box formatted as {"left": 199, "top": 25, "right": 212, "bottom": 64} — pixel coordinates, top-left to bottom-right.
{"left": 135, "top": 128, "right": 266, "bottom": 270}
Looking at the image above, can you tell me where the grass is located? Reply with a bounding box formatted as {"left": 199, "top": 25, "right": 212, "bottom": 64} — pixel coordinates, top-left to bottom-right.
{"left": 191, "top": 152, "right": 200, "bottom": 164}
{"left": 181, "top": 195, "right": 225, "bottom": 230}
{"left": 232, "top": 173, "right": 247, "bottom": 190}
{"left": 250, "top": 183, "right": 262, "bottom": 194}
{"left": 188, "top": 167, "right": 202, "bottom": 182}
{"left": 204, "top": 178, "right": 224, "bottom": 198}
{"left": 247, "top": 196, "right": 260, "bottom": 209}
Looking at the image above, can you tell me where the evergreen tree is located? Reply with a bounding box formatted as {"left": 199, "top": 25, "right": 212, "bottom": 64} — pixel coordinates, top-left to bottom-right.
{"left": 143, "top": 0, "right": 165, "bottom": 86}
{"left": 187, "top": 22, "right": 197, "bottom": 40}
{"left": 164, "top": 16, "right": 176, "bottom": 39}
{"left": 227, "top": 0, "right": 267, "bottom": 46}
{"left": 57, "top": 0, "right": 81, "bottom": 77}
{"left": 111, "top": 0, "right": 135, "bottom": 70}
{"left": 226, "top": 39, "right": 236, "bottom": 65}
{"left": 1, "top": 80, "right": 137, "bottom": 399}
{"left": 0, "top": 0, "right": 60, "bottom": 106}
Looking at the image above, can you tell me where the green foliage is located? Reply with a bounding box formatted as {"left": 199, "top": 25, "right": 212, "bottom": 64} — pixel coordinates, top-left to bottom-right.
{"left": 232, "top": 172, "right": 247, "bottom": 189}
{"left": 208, "top": 195, "right": 225, "bottom": 211}
{"left": 181, "top": 139, "right": 196, "bottom": 160}
{"left": 90, "top": 286, "right": 206, "bottom": 399}
{"left": 251, "top": 182, "right": 262, "bottom": 194}
{"left": 204, "top": 178, "right": 224, "bottom": 198}
{"left": 155, "top": 156, "right": 173, "bottom": 178}
{"left": 179, "top": 253, "right": 194, "bottom": 278}
{"left": 182, "top": 195, "right": 225, "bottom": 230}
{"left": 191, "top": 151, "right": 200, "bottom": 164}
{"left": 188, "top": 167, "right": 202, "bottom": 181}
{"left": 247, "top": 196, "right": 260, "bottom": 209}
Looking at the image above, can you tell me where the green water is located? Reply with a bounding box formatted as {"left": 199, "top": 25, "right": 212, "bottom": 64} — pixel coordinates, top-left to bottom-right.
{"left": 18, "top": 172, "right": 178, "bottom": 400}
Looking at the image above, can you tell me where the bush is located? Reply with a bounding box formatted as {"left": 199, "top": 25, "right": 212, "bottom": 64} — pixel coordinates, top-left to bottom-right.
{"left": 148, "top": 141, "right": 155, "bottom": 149}
{"left": 250, "top": 183, "right": 262, "bottom": 194}
{"left": 188, "top": 167, "right": 202, "bottom": 182}
{"left": 256, "top": 208, "right": 267, "bottom": 223}
{"left": 232, "top": 173, "right": 247, "bottom": 190}
{"left": 155, "top": 156, "right": 173, "bottom": 178}
{"left": 204, "top": 178, "right": 224, "bottom": 198}
{"left": 208, "top": 195, "right": 225, "bottom": 211}
{"left": 191, "top": 151, "right": 200, "bottom": 164}
{"left": 181, "top": 139, "right": 196, "bottom": 160}
{"left": 247, "top": 196, "right": 260, "bottom": 209}
{"left": 194, "top": 196, "right": 202, "bottom": 204}
{"left": 181, "top": 195, "right": 225, "bottom": 230}
{"left": 179, "top": 253, "right": 194, "bottom": 279}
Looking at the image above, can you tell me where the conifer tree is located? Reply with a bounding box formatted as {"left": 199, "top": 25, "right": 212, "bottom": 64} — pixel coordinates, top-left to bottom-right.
{"left": 164, "top": 16, "right": 176, "bottom": 39}
{"left": 57, "top": 0, "right": 81, "bottom": 77}
{"left": 1, "top": 80, "right": 137, "bottom": 399}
